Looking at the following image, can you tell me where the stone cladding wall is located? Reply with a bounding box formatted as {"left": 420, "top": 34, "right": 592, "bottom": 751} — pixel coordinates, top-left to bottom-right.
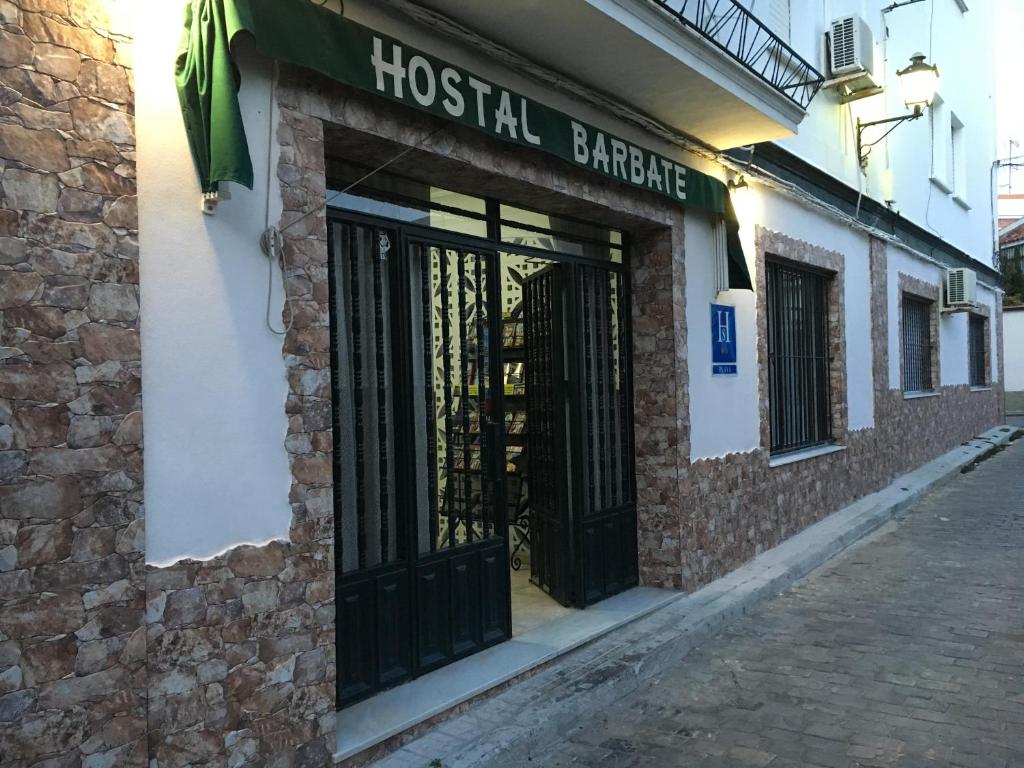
{"left": 0, "top": 1, "right": 144, "bottom": 766}
{"left": 631, "top": 223, "right": 689, "bottom": 590}
{"left": 680, "top": 234, "right": 1002, "bottom": 590}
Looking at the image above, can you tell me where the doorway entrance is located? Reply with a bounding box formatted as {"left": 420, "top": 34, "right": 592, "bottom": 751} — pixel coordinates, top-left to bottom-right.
{"left": 330, "top": 176, "right": 637, "bottom": 709}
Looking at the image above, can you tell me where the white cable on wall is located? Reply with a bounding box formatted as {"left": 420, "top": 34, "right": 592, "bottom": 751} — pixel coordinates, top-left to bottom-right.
{"left": 262, "top": 59, "right": 294, "bottom": 337}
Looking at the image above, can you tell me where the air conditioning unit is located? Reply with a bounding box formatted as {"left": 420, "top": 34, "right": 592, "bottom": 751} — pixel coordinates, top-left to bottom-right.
{"left": 945, "top": 268, "right": 977, "bottom": 307}
{"left": 829, "top": 15, "right": 873, "bottom": 77}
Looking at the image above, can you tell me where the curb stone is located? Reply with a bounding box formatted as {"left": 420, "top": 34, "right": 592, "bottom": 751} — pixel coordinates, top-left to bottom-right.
{"left": 368, "top": 425, "right": 1017, "bottom": 768}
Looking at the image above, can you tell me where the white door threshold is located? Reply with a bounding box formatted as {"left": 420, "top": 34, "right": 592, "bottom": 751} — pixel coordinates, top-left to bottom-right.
{"left": 334, "top": 586, "right": 679, "bottom": 763}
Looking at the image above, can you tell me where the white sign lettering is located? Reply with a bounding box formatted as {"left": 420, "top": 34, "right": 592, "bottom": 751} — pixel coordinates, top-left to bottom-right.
{"left": 568, "top": 121, "right": 688, "bottom": 203}
{"left": 370, "top": 37, "right": 689, "bottom": 203}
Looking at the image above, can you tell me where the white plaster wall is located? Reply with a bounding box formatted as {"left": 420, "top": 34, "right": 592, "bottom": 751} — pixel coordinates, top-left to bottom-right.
{"left": 940, "top": 310, "right": 969, "bottom": 387}
{"left": 745, "top": 185, "right": 875, "bottom": 432}
{"left": 779, "top": 0, "right": 996, "bottom": 264}
{"left": 1005, "top": 310, "right": 1024, "bottom": 391}
{"left": 137, "top": 10, "right": 291, "bottom": 565}
{"left": 842, "top": 219, "right": 874, "bottom": 431}
{"left": 685, "top": 211, "right": 759, "bottom": 460}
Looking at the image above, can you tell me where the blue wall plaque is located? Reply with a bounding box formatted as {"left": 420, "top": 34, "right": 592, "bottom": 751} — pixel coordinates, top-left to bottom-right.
{"left": 711, "top": 303, "right": 737, "bottom": 375}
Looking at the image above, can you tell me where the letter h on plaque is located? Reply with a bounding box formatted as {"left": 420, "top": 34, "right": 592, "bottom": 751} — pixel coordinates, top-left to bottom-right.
{"left": 710, "top": 303, "right": 737, "bottom": 376}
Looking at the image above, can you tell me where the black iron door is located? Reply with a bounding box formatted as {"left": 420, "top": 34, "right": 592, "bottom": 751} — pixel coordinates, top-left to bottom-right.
{"left": 571, "top": 265, "right": 637, "bottom": 605}
{"left": 522, "top": 263, "right": 637, "bottom": 608}
{"left": 523, "top": 266, "right": 573, "bottom": 606}
{"left": 406, "top": 236, "right": 509, "bottom": 675}
{"left": 331, "top": 219, "right": 412, "bottom": 707}
{"left": 331, "top": 217, "right": 510, "bottom": 709}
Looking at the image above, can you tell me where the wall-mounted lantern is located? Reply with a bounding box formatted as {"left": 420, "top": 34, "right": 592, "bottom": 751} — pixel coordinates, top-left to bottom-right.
{"left": 856, "top": 53, "right": 939, "bottom": 170}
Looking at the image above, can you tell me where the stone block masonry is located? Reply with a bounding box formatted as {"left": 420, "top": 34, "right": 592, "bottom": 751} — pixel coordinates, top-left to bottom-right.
{"left": 0, "top": 1, "right": 144, "bottom": 766}
{"left": 145, "top": 536, "right": 336, "bottom": 768}
{"left": 0, "top": 9, "right": 340, "bottom": 764}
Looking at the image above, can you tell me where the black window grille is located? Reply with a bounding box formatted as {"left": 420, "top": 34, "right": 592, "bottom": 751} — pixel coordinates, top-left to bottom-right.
{"left": 901, "top": 295, "right": 934, "bottom": 393}
{"left": 766, "top": 261, "right": 832, "bottom": 455}
{"left": 969, "top": 314, "right": 987, "bottom": 387}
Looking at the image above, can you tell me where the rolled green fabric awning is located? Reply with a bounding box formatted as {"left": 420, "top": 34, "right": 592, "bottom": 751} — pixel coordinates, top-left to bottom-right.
{"left": 175, "top": 0, "right": 253, "bottom": 192}
{"left": 174, "top": 0, "right": 752, "bottom": 289}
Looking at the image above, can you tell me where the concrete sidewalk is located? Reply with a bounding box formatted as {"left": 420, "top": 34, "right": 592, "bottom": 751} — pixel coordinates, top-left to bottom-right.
{"left": 368, "top": 425, "right": 1019, "bottom": 768}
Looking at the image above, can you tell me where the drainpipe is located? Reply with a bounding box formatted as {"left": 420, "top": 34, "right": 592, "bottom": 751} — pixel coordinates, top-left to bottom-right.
{"left": 992, "top": 160, "right": 1001, "bottom": 270}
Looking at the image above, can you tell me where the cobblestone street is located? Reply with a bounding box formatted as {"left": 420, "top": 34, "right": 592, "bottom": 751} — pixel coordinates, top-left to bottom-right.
{"left": 507, "top": 438, "right": 1024, "bottom": 768}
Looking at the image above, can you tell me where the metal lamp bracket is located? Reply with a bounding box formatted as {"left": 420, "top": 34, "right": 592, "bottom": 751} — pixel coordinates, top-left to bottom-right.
{"left": 856, "top": 107, "right": 924, "bottom": 170}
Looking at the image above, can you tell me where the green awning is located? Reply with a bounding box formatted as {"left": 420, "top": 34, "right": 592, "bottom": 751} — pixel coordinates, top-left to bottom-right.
{"left": 175, "top": 0, "right": 752, "bottom": 290}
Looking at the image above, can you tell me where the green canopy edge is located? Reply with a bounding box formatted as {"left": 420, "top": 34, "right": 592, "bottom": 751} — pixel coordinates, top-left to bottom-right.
{"left": 174, "top": 0, "right": 752, "bottom": 290}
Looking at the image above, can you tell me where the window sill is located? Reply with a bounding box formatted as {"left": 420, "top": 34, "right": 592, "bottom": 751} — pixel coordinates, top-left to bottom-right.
{"left": 903, "top": 390, "right": 940, "bottom": 400}
{"left": 953, "top": 195, "right": 971, "bottom": 211}
{"left": 769, "top": 443, "right": 846, "bottom": 468}
{"left": 930, "top": 176, "right": 953, "bottom": 195}
{"left": 970, "top": 385, "right": 991, "bottom": 392}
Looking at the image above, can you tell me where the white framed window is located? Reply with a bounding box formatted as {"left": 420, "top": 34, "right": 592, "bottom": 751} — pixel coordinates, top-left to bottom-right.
{"left": 762, "top": 0, "right": 790, "bottom": 42}
{"left": 950, "top": 112, "right": 968, "bottom": 205}
{"left": 930, "top": 94, "right": 952, "bottom": 192}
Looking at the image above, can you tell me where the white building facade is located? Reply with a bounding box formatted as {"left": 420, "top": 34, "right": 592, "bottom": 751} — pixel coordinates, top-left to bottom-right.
{"left": 1006, "top": 307, "right": 1024, "bottom": 415}
{"left": 0, "top": 0, "right": 1006, "bottom": 765}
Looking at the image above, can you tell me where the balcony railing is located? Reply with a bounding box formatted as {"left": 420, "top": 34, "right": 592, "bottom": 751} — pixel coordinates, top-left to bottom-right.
{"left": 649, "top": 0, "right": 825, "bottom": 111}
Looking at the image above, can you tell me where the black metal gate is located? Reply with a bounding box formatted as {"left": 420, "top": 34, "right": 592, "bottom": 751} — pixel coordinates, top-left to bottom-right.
{"left": 573, "top": 265, "right": 637, "bottom": 605}
{"left": 523, "top": 266, "right": 572, "bottom": 605}
{"left": 523, "top": 264, "right": 637, "bottom": 608}
{"left": 331, "top": 209, "right": 638, "bottom": 706}
{"left": 331, "top": 217, "right": 509, "bottom": 708}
